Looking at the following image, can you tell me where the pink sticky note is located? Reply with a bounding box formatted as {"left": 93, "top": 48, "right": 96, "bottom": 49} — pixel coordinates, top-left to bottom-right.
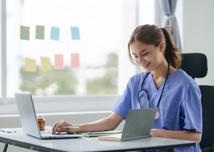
{"left": 71, "top": 53, "right": 80, "bottom": 68}
{"left": 54, "top": 54, "right": 64, "bottom": 69}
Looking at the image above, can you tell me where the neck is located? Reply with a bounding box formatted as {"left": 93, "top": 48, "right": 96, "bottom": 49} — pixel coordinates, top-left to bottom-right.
{"left": 151, "top": 60, "right": 169, "bottom": 80}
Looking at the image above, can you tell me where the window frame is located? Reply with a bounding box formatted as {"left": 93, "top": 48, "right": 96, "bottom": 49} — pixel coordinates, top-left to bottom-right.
{"left": 0, "top": 0, "right": 7, "bottom": 105}
{"left": 0, "top": 95, "right": 120, "bottom": 115}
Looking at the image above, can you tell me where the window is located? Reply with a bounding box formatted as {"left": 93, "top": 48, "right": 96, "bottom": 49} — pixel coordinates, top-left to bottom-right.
{"left": 1, "top": 0, "right": 155, "bottom": 110}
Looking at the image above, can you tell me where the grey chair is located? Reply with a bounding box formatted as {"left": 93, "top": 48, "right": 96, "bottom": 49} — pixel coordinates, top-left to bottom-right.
{"left": 181, "top": 53, "right": 214, "bottom": 152}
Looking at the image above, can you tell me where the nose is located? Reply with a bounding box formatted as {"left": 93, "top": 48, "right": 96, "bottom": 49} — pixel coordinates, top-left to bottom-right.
{"left": 137, "top": 56, "right": 144, "bottom": 65}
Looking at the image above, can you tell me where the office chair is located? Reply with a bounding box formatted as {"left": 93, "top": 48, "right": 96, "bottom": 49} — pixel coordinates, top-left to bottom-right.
{"left": 181, "top": 53, "right": 214, "bottom": 152}
{"left": 199, "top": 85, "right": 214, "bottom": 152}
{"left": 180, "top": 53, "right": 207, "bottom": 79}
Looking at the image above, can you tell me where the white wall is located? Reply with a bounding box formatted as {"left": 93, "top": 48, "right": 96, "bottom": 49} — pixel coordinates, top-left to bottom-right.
{"left": 182, "top": 0, "right": 214, "bottom": 85}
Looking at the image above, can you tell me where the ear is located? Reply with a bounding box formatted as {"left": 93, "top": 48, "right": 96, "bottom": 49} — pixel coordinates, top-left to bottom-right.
{"left": 159, "top": 41, "right": 165, "bottom": 53}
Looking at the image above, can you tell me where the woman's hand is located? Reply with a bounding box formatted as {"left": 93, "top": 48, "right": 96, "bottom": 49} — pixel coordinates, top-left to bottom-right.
{"left": 52, "top": 120, "right": 77, "bottom": 134}
{"left": 150, "top": 129, "right": 158, "bottom": 137}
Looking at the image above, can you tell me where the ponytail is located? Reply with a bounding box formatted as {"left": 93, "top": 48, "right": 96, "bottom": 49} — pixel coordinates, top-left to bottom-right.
{"left": 160, "top": 27, "right": 182, "bottom": 69}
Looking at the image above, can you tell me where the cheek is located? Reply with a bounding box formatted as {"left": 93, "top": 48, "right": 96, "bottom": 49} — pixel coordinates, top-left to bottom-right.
{"left": 147, "top": 52, "right": 158, "bottom": 62}
{"left": 143, "top": 54, "right": 151, "bottom": 61}
{"left": 134, "top": 58, "right": 139, "bottom": 64}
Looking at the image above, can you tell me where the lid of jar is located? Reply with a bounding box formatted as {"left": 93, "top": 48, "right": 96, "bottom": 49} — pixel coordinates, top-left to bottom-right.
{"left": 37, "top": 115, "right": 44, "bottom": 119}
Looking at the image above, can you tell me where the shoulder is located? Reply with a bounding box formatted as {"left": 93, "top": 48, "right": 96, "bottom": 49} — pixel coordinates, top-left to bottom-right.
{"left": 165, "top": 69, "right": 201, "bottom": 100}
{"left": 129, "top": 72, "right": 148, "bottom": 83}
{"left": 170, "top": 69, "right": 199, "bottom": 90}
{"left": 126, "top": 72, "right": 149, "bottom": 89}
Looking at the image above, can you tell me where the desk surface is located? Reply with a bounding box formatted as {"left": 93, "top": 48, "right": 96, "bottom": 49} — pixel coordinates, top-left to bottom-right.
{"left": 0, "top": 128, "right": 196, "bottom": 152}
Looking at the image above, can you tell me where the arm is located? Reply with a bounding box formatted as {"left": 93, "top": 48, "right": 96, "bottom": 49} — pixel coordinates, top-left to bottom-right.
{"left": 150, "top": 129, "right": 202, "bottom": 144}
{"left": 76, "top": 112, "right": 124, "bottom": 132}
{"left": 52, "top": 112, "right": 124, "bottom": 134}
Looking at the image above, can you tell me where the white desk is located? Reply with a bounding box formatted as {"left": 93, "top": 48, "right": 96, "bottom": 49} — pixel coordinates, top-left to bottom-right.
{"left": 0, "top": 128, "right": 196, "bottom": 152}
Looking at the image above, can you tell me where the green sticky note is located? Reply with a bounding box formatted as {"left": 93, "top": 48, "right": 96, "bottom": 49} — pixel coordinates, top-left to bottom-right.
{"left": 20, "top": 25, "right": 30, "bottom": 40}
{"left": 36, "top": 25, "right": 45, "bottom": 40}
{"left": 25, "top": 57, "right": 36, "bottom": 72}
{"left": 40, "top": 56, "right": 52, "bottom": 71}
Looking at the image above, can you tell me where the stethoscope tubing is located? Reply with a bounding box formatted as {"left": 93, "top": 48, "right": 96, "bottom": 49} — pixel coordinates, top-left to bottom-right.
{"left": 137, "top": 61, "right": 171, "bottom": 109}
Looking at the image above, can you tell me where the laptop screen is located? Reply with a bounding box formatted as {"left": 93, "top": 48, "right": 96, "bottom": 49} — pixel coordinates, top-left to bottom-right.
{"left": 15, "top": 93, "right": 42, "bottom": 138}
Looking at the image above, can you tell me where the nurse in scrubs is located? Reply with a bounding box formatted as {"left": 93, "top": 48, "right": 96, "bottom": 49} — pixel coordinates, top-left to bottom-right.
{"left": 52, "top": 24, "right": 202, "bottom": 152}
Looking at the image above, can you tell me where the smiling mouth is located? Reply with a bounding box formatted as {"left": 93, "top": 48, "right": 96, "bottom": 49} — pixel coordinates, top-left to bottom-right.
{"left": 142, "top": 62, "right": 150, "bottom": 68}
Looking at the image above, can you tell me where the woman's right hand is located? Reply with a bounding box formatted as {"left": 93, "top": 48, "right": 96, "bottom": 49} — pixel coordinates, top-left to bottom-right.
{"left": 52, "top": 120, "right": 77, "bottom": 134}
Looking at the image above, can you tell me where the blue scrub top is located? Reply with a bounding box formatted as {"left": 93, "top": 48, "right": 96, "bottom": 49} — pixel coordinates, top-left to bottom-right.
{"left": 112, "top": 69, "right": 202, "bottom": 152}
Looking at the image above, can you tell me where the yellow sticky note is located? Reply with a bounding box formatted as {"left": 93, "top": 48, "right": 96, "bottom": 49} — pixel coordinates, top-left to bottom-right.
{"left": 25, "top": 57, "right": 36, "bottom": 72}
{"left": 40, "top": 56, "right": 52, "bottom": 71}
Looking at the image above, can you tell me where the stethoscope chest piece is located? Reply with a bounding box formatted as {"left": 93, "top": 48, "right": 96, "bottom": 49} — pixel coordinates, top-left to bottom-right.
{"left": 155, "top": 111, "right": 160, "bottom": 119}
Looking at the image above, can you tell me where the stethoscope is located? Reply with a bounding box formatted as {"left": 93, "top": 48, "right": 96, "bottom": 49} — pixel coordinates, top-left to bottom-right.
{"left": 137, "top": 61, "right": 171, "bottom": 119}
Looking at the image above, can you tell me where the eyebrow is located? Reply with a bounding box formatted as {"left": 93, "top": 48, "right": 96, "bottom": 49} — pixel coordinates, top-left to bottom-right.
{"left": 132, "top": 49, "right": 147, "bottom": 55}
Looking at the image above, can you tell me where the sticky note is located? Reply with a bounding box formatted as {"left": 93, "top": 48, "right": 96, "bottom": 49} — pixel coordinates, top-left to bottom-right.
{"left": 54, "top": 54, "right": 64, "bottom": 69}
{"left": 70, "top": 27, "right": 80, "bottom": 40}
{"left": 50, "top": 27, "right": 60, "bottom": 41}
{"left": 20, "top": 25, "right": 30, "bottom": 40}
{"left": 40, "top": 57, "right": 52, "bottom": 70}
{"left": 71, "top": 53, "right": 80, "bottom": 68}
{"left": 36, "top": 25, "right": 45, "bottom": 40}
{"left": 25, "top": 57, "right": 36, "bottom": 72}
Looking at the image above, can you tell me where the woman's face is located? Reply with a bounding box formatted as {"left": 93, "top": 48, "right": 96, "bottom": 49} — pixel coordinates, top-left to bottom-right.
{"left": 131, "top": 40, "right": 165, "bottom": 72}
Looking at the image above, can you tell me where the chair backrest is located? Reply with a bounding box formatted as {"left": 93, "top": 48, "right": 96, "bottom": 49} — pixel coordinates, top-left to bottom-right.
{"left": 180, "top": 53, "right": 214, "bottom": 151}
{"left": 180, "top": 53, "right": 208, "bottom": 79}
{"left": 199, "top": 85, "right": 214, "bottom": 149}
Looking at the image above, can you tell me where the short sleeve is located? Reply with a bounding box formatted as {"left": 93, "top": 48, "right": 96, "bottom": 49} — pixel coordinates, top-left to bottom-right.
{"left": 112, "top": 79, "right": 132, "bottom": 119}
{"left": 181, "top": 86, "right": 202, "bottom": 133}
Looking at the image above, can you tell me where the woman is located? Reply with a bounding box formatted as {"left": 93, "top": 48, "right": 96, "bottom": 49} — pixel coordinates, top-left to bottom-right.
{"left": 52, "top": 24, "right": 202, "bottom": 152}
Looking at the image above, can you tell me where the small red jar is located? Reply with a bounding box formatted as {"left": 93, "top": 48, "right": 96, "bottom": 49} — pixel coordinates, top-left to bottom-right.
{"left": 37, "top": 115, "right": 45, "bottom": 131}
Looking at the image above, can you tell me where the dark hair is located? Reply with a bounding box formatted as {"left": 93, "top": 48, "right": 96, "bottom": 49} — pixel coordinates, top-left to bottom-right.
{"left": 128, "top": 24, "right": 182, "bottom": 69}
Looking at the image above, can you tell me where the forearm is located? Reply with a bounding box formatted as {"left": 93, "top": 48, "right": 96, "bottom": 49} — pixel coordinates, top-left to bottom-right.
{"left": 75, "top": 117, "right": 115, "bottom": 133}
{"left": 75, "top": 112, "right": 124, "bottom": 133}
{"left": 52, "top": 112, "right": 124, "bottom": 134}
{"left": 151, "top": 129, "right": 202, "bottom": 144}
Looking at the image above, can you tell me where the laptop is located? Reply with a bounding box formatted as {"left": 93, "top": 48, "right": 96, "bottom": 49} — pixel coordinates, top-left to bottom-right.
{"left": 121, "top": 108, "right": 157, "bottom": 141}
{"left": 99, "top": 108, "right": 157, "bottom": 141}
{"left": 15, "top": 92, "right": 83, "bottom": 139}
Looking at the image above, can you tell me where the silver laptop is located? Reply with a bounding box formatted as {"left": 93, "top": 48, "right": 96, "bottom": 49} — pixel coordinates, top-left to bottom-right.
{"left": 15, "top": 92, "right": 83, "bottom": 139}
{"left": 121, "top": 108, "right": 157, "bottom": 141}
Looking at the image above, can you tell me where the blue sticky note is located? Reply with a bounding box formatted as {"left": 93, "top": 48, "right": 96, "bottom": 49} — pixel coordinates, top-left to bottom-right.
{"left": 70, "top": 27, "right": 80, "bottom": 40}
{"left": 50, "top": 27, "right": 60, "bottom": 41}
